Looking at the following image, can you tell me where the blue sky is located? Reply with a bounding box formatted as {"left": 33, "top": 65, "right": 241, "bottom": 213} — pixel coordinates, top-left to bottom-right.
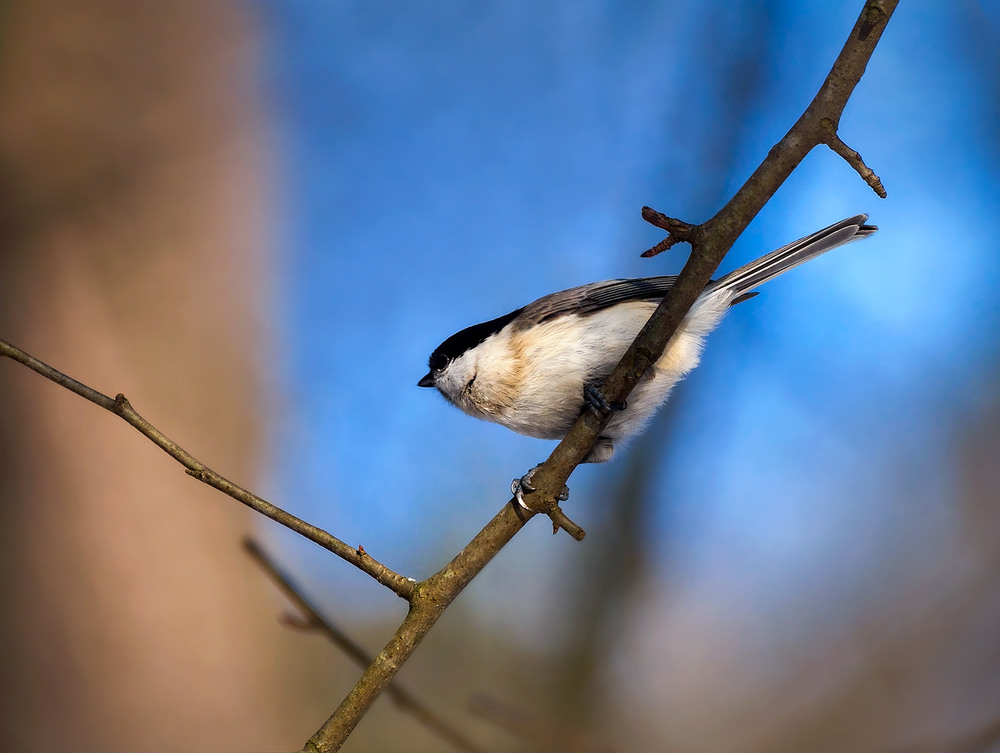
{"left": 251, "top": 1, "right": 1000, "bottom": 641}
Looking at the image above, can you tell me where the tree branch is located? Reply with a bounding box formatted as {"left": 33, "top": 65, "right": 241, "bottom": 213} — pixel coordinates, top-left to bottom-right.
{"left": 0, "top": 337, "right": 415, "bottom": 601}
{"left": 304, "top": 2, "right": 897, "bottom": 750}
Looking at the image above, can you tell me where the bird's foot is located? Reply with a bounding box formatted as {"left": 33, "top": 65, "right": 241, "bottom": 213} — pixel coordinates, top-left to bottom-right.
{"left": 584, "top": 384, "right": 627, "bottom": 413}
{"left": 511, "top": 465, "right": 584, "bottom": 539}
{"left": 511, "top": 464, "right": 569, "bottom": 510}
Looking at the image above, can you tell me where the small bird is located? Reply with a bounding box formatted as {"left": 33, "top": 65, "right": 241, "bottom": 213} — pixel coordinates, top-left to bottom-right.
{"left": 419, "top": 215, "right": 876, "bottom": 484}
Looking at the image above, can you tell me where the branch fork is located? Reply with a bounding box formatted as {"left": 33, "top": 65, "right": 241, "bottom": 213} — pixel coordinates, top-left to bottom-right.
{"left": 640, "top": 206, "right": 697, "bottom": 257}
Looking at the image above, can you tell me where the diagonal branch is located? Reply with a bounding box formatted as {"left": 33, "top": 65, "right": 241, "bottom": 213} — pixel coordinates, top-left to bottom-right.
{"left": 304, "top": 2, "right": 898, "bottom": 750}
{"left": 0, "top": 336, "right": 415, "bottom": 601}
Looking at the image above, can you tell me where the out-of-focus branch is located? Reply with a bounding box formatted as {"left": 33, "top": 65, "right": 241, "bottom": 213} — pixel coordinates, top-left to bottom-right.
{"left": 243, "top": 538, "right": 482, "bottom": 753}
{"left": 305, "top": 3, "right": 898, "bottom": 751}
{"left": 0, "top": 337, "right": 415, "bottom": 600}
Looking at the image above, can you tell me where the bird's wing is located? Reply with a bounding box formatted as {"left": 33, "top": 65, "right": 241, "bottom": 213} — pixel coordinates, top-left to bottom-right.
{"left": 515, "top": 276, "right": 677, "bottom": 328}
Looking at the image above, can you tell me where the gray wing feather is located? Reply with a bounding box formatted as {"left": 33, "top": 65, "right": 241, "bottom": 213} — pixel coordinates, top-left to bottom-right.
{"left": 515, "top": 276, "right": 677, "bottom": 328}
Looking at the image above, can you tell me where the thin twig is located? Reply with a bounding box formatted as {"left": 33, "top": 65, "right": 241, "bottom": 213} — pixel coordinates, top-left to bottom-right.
{"left": 243, "top": 539, "right": 483, "bottom": 753}
{"left": 824, "top": 127, "right": 887, "bottom": 197}
{"left": 0, "top": 337, "right": 415, "bottom": 601}
{"left": 640, "top": 236, "right": 678, "bottom": 258}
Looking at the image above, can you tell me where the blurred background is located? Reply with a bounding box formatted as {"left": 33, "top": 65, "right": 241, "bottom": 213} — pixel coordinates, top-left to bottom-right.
{"left": 1, "top": 1, "right": 998, "bottom": 751}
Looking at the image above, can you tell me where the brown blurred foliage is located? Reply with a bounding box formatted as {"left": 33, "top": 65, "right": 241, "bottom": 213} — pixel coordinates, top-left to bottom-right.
{"left": 0, "top": 2, "right": 341, "bottom": 750}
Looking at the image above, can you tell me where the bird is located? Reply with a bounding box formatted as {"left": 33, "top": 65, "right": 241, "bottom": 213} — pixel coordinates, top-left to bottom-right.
{"left": 419, "top": 214, "right": 876, "bottom": 499}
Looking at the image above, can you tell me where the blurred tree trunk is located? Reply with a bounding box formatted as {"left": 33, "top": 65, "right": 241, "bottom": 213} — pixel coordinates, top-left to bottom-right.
{"left": 0, "top": 2, "right": 320, "bottom": 750}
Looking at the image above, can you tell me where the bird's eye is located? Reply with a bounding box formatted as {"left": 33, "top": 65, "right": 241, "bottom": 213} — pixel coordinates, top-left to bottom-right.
{"left": 429, "top": 352, "right": 448, "bottom": 372}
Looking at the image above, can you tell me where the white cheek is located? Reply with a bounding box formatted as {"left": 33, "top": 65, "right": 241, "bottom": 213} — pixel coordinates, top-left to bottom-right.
{"left": 436, "top": 350, "right": 501, "bottom": 418}
{"left": 436, "top": 358, "right": 472, "bottom": 404}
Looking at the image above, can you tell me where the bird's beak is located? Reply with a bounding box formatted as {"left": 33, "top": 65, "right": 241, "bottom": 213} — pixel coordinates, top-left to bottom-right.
{"left": 417, "top": 373, "right": 435, "bottom": 388}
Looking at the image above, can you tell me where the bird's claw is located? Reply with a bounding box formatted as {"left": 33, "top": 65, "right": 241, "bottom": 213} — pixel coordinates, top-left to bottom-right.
{"left": 511, "top": 465, "right": 569, "bottom": 510}
{"left": 511, "top": 469, "right": 536, "bottom": 509}
{"left": 584, "top": 385, "right": 626, "bottom": 413}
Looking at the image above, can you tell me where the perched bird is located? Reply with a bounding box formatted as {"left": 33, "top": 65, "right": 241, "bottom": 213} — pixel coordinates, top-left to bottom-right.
{"left": 419, "top": 215, "right": 876, "bottom": 494}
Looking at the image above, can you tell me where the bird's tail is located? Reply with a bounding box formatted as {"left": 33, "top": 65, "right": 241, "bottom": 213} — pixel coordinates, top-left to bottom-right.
{"left": 710, "top": 214, "right": 877, "bottom": 300}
